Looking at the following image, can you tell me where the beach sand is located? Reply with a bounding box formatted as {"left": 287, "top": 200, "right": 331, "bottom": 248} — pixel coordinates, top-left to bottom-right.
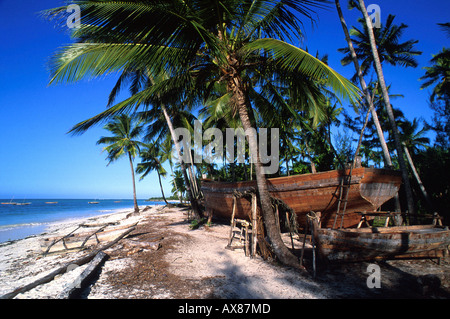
{"left": 1, "top": 205, "right": 449, "bottom": 299}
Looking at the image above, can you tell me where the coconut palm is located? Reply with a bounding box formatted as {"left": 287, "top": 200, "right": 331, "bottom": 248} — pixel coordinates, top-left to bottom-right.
{"left": 399, "top": 119, "right": 432, "bottom": 210}
{"left": 45, "top": 0, "right": 359, "bottom": 267}
{"left": 419, "top": 28, "right": 449, "bottom": 147}
{"left": 356, "top": 0, "right": 417, "bottom": 220}
{"left": 420, "top": 47, "right": 450, "bottom": 102}
{"left": 97, "top": 114, "right": 144, "bottom": 213}
{"left": 334, "top": 0, "right": 392, "bottom": 168}
{"left": 136, "top": 143, "right": 169, "bottom": 205}
{"left": 419, "top": 22, "right": 449, "bottom": 101}
{"left": 338, "top": 13, "right": 422, "bottom": 83}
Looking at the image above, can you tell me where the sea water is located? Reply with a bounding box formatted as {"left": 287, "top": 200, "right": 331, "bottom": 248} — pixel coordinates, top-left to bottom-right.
{"left": 0, "top": 199, "right": 165, "bottom": 243}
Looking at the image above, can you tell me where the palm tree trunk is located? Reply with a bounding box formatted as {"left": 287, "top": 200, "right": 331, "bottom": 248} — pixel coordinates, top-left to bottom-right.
{"left": 358, "top": 0, "right": 417, "bottom": 221}
{"left": 403, "top": 143, "right": 433, "bottom": 210}
{"left": 187, "top": 150, "right": 199, "bottom": 198}
{"left": 128, "top": 152, "right": 139, "bottom": 213}
{"left": 157, "top": 170, "right": 169, "bottom": 205}
{"left": 334, "top": 0, "right": 392, "bottom": 168}
{"left": 161, "top": 104, "right": 202, "bottom": 219}
{"left": 229, "top": 72, "right": 300, "bottom": 268}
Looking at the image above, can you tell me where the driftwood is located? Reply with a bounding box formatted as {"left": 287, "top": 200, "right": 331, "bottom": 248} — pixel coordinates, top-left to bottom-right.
{"left": 0, "top": 225, "right": 136, "bottom": 299}
{"left": 43, "top": 223, "right": 137, "bottom": 254}
{"left": 80, "top": 225, "right": 109, "bottom": 247}
{"left": 79, "top": 222, "right": 118, "bottom": 228}
{"left": 58, "top": 251, "right": 108, "bottom": 299}
{"left": 43, "top": 222, "right": 118, "bottom": 255}
{"left": 44, "top": 226, "right": 82, "bottom": 254}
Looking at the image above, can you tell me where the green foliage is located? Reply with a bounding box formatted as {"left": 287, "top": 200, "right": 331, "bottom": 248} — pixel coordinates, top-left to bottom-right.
{"left": 413, "top": 147, "right": 450, "bottom": 223}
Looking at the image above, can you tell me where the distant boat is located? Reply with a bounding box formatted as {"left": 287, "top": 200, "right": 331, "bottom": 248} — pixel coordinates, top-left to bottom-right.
{"left": 114, "top": 201, "right": 121, "bottom": 203}
{"left": 14, "top": 202, "right": 31, "bottom": 206}
{"left": 1, "top": 198, "right": 16, "bottom": 205}
{"left": 45, "top": 202, "right": 58, "bottom": 204}
{"left": 88, "top": 201, "right": 100, "bottom": 204}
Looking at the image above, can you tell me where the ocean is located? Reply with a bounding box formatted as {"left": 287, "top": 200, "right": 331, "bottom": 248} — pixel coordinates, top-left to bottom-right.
{"left": 0, "top": 199, "right": 166, "bottom": 243}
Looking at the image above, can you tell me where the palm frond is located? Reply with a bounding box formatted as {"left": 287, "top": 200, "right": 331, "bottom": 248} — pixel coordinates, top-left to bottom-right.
{"left": 241, "top": 38, "right": 360, "bottom": 103}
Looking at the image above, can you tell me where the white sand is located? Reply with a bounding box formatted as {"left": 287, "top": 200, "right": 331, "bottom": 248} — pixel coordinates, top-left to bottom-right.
{"left": 0, "top": 207, "right": 145, "bottom": 299}
{"left": 1, "top": 205, "right": 448, "bottom": 299}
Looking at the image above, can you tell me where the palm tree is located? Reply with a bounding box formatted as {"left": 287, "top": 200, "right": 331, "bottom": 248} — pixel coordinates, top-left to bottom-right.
{"left": 419, "top": 24, "right": 449, "bottom": 148}
{"left": 97, "top": 114, "right": 143, "bottom": 213}
{"left": 400, "top": 119, "right": 432, "bottom": 210}
{"left": 334, "top": 0, "right": 392, "bottom": 168}
{"left": 357, "top": 0, "right": 417, "bottom": 221}
{"left": 420, "top": 48, "right": 450, "bottom": 102}
{"left": 420, "top": 22, "right": 449, "bottom": 100}
{"left": 338, "top": 13, "right": 422, "bottom": 83}
{"left": 136, "top": 143, "right": 169, "bottom": 205}
{"left": 46, "top": 0, "right": 359, "bottom": 268}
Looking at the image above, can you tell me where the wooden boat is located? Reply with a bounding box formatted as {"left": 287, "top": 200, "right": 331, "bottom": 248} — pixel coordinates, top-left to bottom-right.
{"left": 88, "top": 201, "right": 100, "bottom": 204}
{"left": 202, "top": 167, "right": 402, "bottom": 228}
{"left": 310, "top": 220, "right": 450, "bottom": 262}
{"left": 1, "top": 198, "right": 16, "bottom": 205}
{"left": 45, "top": 202, "right": 58, "bottom": 204}
{"left": 13, "top": 202, "right": 31, "bottom": 206}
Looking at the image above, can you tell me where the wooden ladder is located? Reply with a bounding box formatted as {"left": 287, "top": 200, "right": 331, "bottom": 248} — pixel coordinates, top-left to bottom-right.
{"left": 332, "top": 166, "right": 353, "bottom": 229}
{"left": 226, "top": 194, "right": 258, "bottom": 257}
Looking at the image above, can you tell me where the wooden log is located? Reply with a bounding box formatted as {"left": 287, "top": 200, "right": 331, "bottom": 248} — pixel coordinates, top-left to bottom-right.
{"left": 0, "top": 226, "right": 136, "bottom": 299}
{"left": 44, "top": 226, "right": 81, "bottom": 255}
{"left": 58, "top": 251, "right": 108, "bottom": 299}
{"left": 79, "top": 222, "right": 118, "bottom": 228}
{"left": 81, "top": 225, "right": 108, "bottom": 247}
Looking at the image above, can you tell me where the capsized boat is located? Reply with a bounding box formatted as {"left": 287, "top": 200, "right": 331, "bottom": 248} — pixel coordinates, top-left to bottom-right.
{"left": 201, "top": 167, "right": 402, "bottom": 228}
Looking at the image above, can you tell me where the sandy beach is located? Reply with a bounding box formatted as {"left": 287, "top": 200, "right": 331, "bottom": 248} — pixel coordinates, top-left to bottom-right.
{"left": 0, "top": 204, "right": 449, "bottom": 299}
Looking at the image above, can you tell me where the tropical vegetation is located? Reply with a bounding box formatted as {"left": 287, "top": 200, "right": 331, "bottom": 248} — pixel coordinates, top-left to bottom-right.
{"left": 44, "top": 0, "right": 449, "bottom": 267}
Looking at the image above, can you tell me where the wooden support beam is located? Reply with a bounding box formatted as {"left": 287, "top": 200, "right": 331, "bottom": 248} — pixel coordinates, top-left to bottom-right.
{"left": 251, "top": 193, "right": 257, "bottom": 258}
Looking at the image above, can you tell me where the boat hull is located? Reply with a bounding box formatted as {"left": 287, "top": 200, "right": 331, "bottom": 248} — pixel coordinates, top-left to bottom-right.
{"left": 314, "top": 225, "right": 450, "bottom": 262}
{"left": 201, "top": 168, "right": 402, "bottom": 228}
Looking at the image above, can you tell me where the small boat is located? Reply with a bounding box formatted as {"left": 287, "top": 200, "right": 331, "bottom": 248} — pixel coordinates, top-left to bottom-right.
{"left": 14, "top": 202, "right": 31, "bottom": 206}
{"left": 45, "top": 202, "right": 58, "bottom": 204}
{"left": 88, "top": 201, "right": 100, "bottom": 204}
{"left": 309, "top": 216, "right": 450, "bottom": 262}
{"left": 1, "top": 198, "right": 16, "bottom": 205}
{"left": 202, "top": 167, "right": 402, "bottom": 228}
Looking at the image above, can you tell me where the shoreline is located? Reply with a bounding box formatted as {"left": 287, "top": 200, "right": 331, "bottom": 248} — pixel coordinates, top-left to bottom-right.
{"left": 0, "top": 204, "right": 150, "bottom": 244}
{"left": 0, "top": 204, "right": 158, "bottom": 298}
{"left": 1, "top": 205, "right": 449, "bottom": 299}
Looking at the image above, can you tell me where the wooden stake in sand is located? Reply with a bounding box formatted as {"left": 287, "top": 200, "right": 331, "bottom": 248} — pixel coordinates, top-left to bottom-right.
{"left": 0, "top": 225, "right": 137, "bottom": 299}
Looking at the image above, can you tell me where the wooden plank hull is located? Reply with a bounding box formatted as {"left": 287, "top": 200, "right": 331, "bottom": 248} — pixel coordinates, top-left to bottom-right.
{"left": 314, "top": 225, "right": 450, "bottom": 262}
{"left": 201, "top": 168, "right": 402, "bottom": 228}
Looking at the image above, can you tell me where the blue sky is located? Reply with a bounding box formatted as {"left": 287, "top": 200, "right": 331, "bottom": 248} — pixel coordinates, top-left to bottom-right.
{"left": 0, "top": 0, "right": 448, "bottom": 199}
